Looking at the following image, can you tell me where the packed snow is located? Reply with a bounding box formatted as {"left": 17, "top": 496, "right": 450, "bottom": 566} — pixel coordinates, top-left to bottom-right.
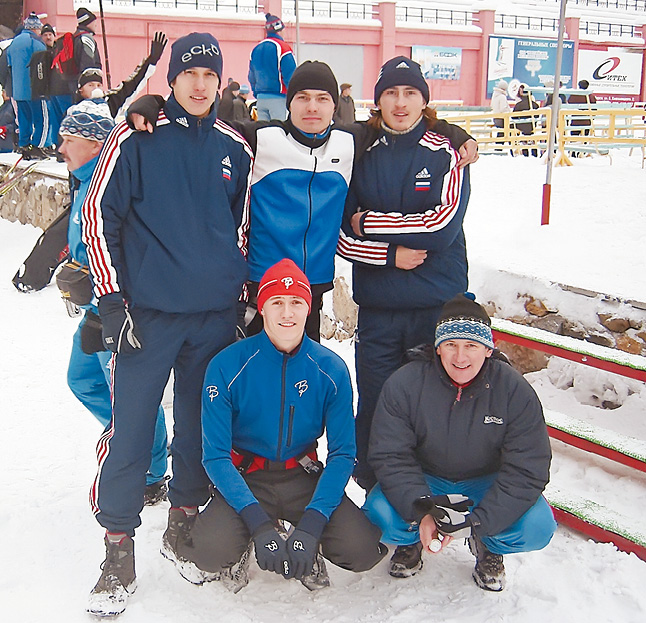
{"left": 1, "top": 150, "right": 646, "bottom": 621}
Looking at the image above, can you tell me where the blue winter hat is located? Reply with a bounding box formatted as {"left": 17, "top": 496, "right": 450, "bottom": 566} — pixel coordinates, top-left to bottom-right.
{"left": 374, "top": 56, "right": 430, "bottom": 104}
{"left": 167, "top": 33, "right": 223, "bottom": 86}
{"left": 239, "top": 84, "right": 250, "bottom": 94}
{"left": 23, "top": 12, "right": 43, "bottom": 31}
{"left": 59, "top": 98, "right": 115, "bottom": 143}
{"left": 435, "top": 293, "right": 494, "bottom": 350}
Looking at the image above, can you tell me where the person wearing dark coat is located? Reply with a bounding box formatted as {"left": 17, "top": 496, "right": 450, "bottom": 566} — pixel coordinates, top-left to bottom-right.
{"left": 567, "top": 79, "right": 597, "bottom": 145}
{"left": 0, "top": 88, "right": 17, "bottom": 151}
{"left": 363, "top": 293, "right": 556, "bottom": 591}
{"left": 334, "top": 83, "right": 355, "bottom": 124}
{"left": 512, "top": 84, "right": 539, "bottom": 156}
{"left": 217, "top": 80, "right": 240, "bottom": 121}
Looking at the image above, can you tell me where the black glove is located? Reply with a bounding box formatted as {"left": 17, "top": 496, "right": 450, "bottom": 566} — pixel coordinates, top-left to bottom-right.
{"left": 149, "top": 31, "right": 168, "bottom": 65}
{"left": 252, "top": 525, "right": 290, "bottom": 577}
{"left": 126, "top": 95, "right": 165, "bottom": 131}
{"left": 97, "top": 293, "right": 142, "bottom": 354}
{"left": 414, "top": 494, "right": 474, "bottom": 539}
{"left": 286, "top": 528, "right": 319, "bottom": 580}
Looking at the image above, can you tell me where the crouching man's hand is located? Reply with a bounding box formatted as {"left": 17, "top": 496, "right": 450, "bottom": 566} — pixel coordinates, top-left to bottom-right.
{"left": 414, "top": 493, "right": 474, "bottom": 540}
{"left": 98, "top": 293, "right": 142, "bottom": 354}
{"left": 252, "top": 524, "right": 291, "bottom": 578}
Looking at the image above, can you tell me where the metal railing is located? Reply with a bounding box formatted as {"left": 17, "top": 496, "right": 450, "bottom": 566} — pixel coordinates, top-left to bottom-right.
{"left": 395, "top": 6, "right": 474, "bottom": 26}
{"left": 538, "top": 0, "right": 646, "bottom": 10}
{"left": 580, "top": 21, "right": 638, "bottom": 36}
{"left": 82, "top": 0, "right": 260, "bottom": 11}
{"left": 496, "top": 13, "right": 559, "bottom": 32}
{"left": 280, "top": 1, "right": 375, "bottom": 20}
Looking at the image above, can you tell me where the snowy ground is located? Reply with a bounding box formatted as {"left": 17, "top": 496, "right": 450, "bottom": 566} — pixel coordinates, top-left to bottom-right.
{"left": 1, "top": 150, "right": 646, "bottom": 621}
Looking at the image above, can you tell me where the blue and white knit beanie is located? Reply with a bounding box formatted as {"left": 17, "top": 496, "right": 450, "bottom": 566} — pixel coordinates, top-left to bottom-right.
{"left": 23, "top": 12, "right": 43, "bottom": 31}
{"left": 435, "top": 293, "right": 494, "bottom": 350}
{"left": 374, "top": 56, "right": 430, "bottom": 104}
{"left": 59, "top": 99, "right": 115, "bottom": 143}
{"left": 167, "top": 32, "right": 222, "bottom": 85}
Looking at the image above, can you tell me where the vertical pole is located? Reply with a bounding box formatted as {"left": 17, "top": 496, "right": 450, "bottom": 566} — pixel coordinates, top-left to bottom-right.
{"left": 98, "top": 0, "right": 112, "bottom": 89}
{"left": 294, "top": 1, "right": 300, "bottom": 64}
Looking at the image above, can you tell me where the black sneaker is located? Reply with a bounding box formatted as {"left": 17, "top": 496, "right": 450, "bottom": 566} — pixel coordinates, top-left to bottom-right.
{"left": 388, "top": 542, "right": 423, "bottom": 578}
{"left": 26, "top": 145, "right": 48, "bottom": 160}
{"left": 161, "top": 507, "right": 219, "bottom": 584}
{"left": 143, "top": 477, "right": 168, "bottom": 506}
{"left": 468, "top": 536, "right": 505, "bottom": 591}
{"left": 87, "top": 534, "right": 137, "bottom": 617}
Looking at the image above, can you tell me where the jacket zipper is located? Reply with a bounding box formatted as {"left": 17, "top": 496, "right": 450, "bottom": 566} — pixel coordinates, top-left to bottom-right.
{"left": 302, "top": 152, "right": 317, "bottom": 274}
{"left": 286, "top": 405, "right": 295, "bottom": 447}
{"left": 276, "top": 354, "right": 288, "bottom": 460}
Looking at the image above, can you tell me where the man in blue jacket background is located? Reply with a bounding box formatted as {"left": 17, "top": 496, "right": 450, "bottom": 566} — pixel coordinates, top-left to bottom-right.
{"left": 161, "top": 259, "right": 386, "bottom": 592}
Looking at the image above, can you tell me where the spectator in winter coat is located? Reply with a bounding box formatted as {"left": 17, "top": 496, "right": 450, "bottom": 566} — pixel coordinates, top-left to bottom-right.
{"left": 5, "top": 12, "right": 48, "bottom": 159}
{"left": 73, "top": 8, "right": 102, "bottom": 76}
{"left": 512, "top": 84, "right": 539, "bottom": 156}
{"left": 128, "top": 60, "right": 478, "bottom": 342}
{"left": 0, "top": 88, "right": 18, "bottom": 151}
{"left": 217, "top": 79, "right": 240, "bottom": 121}
{"left": 57, "top": 98, "right": 168, "bottom": 514}
{"left": 248, "top": 14, "right": 296, "bottom": 120}
{"left": 82, "top": 33, "right": 253, "bottom": 618}
{"left": 334, "top": 83, "right": 355, "bottom": 124}
{"left": 161, "top": 259, "right": 387, "bottom": 591}
{"left": 490, "top": 79, "right": 511, "bottom": 129}
{"left": 338, "top": 56, "right": 471, "bottom": 495}
{"left": 231, "top": 85, "right": 252, "bottom": 122}
{"left": 364, "top": 293, "right": 557, "bottom": 590}
{"left": 568, "top": 79, "right": 597, "bottom": 147}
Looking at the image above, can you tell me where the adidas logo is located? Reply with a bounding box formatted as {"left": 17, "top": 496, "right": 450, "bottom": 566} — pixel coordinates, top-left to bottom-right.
{"left": 396, "top": 61, "right": 410, "bottom": 69}
{"left": 221, "top": 156, "right": 231, "bottom": 167}
{"left": 176, "top": 117, "right": 189, "bottom": 127}
{"left": 416, "top": 168, "right": 431, "bottom": 179}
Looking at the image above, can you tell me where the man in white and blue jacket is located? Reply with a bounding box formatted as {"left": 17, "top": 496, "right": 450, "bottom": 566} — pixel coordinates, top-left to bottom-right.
{"left": 162, "top": 259, "right": 386, "bottom": 591}
{"left": 81, "top": 33, "right": 253, "bottom": 617}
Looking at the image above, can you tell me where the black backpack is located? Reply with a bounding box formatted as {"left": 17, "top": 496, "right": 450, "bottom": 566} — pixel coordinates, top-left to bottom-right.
{"left": 29, "top": 49, "right": 53, "bottom": 99}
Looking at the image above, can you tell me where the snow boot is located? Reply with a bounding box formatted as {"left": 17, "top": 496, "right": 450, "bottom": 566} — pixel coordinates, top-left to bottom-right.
{"left": 300, "top": 552, "right": 331, "bottom": 591}
{"left": 468, "top": 536, "right": 506, "bottom": 591}
{"left": 87, "top": 533, "right": 137, "bottom": 618}
{"left": 143, "top": 476, "right": 168, "bottom": 506}
{"left": 388, "top": 542, "right": 423, "bottom": 578}
{"left": 220, "top": 542, "right": 252, "bottom": 593}
{"left": 161, "top": 507, "right": 219, "bottom": 584}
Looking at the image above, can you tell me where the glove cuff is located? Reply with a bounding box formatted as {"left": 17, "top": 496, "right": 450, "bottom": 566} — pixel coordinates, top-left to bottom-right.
{"left": 297, "top": 509, "right": 327, "bottom": 540}
{"left": 240, "top": 502, "right": 272, "bottom": 535}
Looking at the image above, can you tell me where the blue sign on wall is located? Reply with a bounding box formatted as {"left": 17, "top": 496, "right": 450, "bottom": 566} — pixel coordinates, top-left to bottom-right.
{"left": 487, "top": 36, "right": 575, "bottom": 99}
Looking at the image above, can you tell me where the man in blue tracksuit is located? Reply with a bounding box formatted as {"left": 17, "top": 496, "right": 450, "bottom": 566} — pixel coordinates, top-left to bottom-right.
{"left": 248, "top": 13, "right": 296, "bottom": 121}
{"left": 161, "top": 259, "right": 385, "bottom": 591}
{"left": 81, "top": 33, "right": 253, "bottom": 617}
{"left": 58, "top": 99, "right": 168, "bottom": 506}
{"left": 337, "top": 57, "right": 471, "bottom": 497}
{"left": 5, "top": 12, "right": 49, "bottom": 159}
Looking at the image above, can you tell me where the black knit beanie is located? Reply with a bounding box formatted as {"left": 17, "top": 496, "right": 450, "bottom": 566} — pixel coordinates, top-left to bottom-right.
{"left": 434, "top": 293, "right": 494, "bottom": 349}
{"left": 286, "top": 61, "right": 339, "bottom": 109}
{"left": 374, "top": 56, "right": 430, "bottom": 104}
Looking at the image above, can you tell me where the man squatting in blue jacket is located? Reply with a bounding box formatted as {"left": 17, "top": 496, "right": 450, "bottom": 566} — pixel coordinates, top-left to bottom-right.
{"left": 81, "top": 33, "right": 253, "bottom": 617}
{"left": 162, "top": 258, "right": 386, "bottom": 591}
{"left": 128, "top": 62, "right": 479, "bottom": 342}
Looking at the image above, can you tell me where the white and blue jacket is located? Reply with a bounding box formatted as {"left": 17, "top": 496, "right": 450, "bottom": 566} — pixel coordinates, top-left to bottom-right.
{"left": 201, "top": 330, "right": 355, "bottom": 529}
{"left": 338, "top": 120, "right": 470, "bottom": 309}
{"left": 82, "top": 94, "right": 253, "bottom": 313}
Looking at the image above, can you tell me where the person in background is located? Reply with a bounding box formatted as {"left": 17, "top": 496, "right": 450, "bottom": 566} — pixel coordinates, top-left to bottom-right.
{"left": 364, "top": 293, "right": 557, "bottom": 589}
{"left": 162, "top": 258, "right": 386, "bottom": 592}
{"left": 5, "top": 12, "right": 48, "bottom": 160}
{"left": 334, "top": 82, "right": 355, "bottom": 124}
{"left": 0, "top": 87, "right": 18, "bottom": 152}
{"left": 567, "top": 79, "right": 597, "bottom": 155}
{"left": 543, "top": 81, "right": 565, "bottom": 107}
{"left": 338, "top": 56, "right": 472, "bottom": 500}
{"left": 82, "top": 32, "right": 253, "bottom": 618}
{"left": 217, "top": 79, "right": 240, "bottom": 121}
{"left": 490, "top": 79, "right": 511, "bottom": 151}
{"left": 232, "top": 83, "right": 252, "bottom": 122}
{"left": 248, "top": 13, "right": 296, "bottom": 121}
{"left": 512, "top": 84, "right": 539, "bottom": 156}
{"left": 73, "top": 8, "right": 102, "bottom": 76}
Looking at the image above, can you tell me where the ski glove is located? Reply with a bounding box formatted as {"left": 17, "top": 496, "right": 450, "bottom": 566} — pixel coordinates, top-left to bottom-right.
{"left": 252, "top": 525, "right": 291, "bottom": 578}
{"left": 414, "top": 494, "right": 474, "bottom": 539}
{"left": 98, "top": 293, "right": 142, "bottom": 354}
{"left": 149, "top": 31, "right": 168, "bottom": 65}
{"left": 286, "top": 528, "right": 319, "bottom": 580}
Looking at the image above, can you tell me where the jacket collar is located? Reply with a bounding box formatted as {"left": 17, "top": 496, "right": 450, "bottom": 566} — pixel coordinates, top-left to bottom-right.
{"left": 164, "top": 93, "right": 217, "bottom": 131}
{"left": 285, "top": 117, "right": 331, "bottom": 149}
{"left": 257, "top": 329, "right": 312, "bottom": 365}
{"left": 71, "top": 155, "right": 100, "bottom": 183}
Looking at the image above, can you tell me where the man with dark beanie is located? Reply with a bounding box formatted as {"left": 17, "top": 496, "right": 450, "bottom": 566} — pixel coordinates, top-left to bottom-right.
{"left": 128, "top": 59, "right": 478, "bottom": 340}
{"left": 82, "top": 32, "right": 253, "bottom": 617}
{"left": 161, "top": 258, "right": 385, "bottom": 592}
{"left": 364, "top": 293, "right": 556, "bottom": 589}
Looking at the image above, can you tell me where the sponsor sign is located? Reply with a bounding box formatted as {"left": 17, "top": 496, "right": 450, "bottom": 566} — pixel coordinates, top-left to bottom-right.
{"left": 412, "top": 46, "right": 462, "bottom": 81}
{"left": 578, "top": 49, "right": 643, "bottom": 102}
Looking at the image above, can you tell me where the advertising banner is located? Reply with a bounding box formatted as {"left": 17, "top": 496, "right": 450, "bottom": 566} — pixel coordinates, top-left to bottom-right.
{"left": 412, "top": 46, "right": 462, "bottom": 81}
{"left": 577, "top": 49, "right": 643, "bottom": 102}
{"left": 487, "top": 36, "right": 575, "bottom": 99}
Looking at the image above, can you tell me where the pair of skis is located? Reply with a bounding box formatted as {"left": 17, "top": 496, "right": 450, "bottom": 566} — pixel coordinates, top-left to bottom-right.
{"left": 0, "top": 156, "right": 41, "bottom": 197}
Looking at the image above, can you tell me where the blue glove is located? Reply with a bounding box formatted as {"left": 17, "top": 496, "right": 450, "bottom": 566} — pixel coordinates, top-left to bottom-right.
{"left": 414, "top": 494, "right": 474, "bottom": 539}
{"left": 286, "top": 528, "right": 319, "bottom": 580}
{"left": 97, "top": 293, "right": 142, "bottom": 354}
{"left": 252, "top": 525, "right": 290, "bottom": 577}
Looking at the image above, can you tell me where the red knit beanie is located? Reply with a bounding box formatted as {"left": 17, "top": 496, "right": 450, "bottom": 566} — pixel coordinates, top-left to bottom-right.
{"left": 257, "top": 259, "right": 312, "bottom": 313}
